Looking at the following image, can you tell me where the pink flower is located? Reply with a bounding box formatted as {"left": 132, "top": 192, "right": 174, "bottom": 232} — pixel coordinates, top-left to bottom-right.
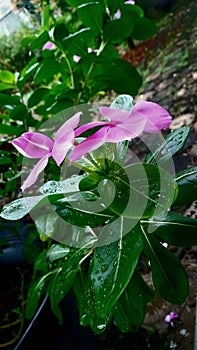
{"left": 12, "top": 113, "right": 81, "bottom": 190}
{"left": 42, "top": 41, "right": 55, "bottom": 51}
{"left": 164, "top": 312, "right": 179, "bottom": 327}
{"left": 69, "top": 101, "right": 172, "bottom": 162}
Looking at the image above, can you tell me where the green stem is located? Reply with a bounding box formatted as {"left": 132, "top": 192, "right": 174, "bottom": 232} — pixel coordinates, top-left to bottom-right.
{"left": 63, "top": 52, "right": 75, "bottom": 89}
{"left": 75, "top": 40, "right": 107, "bottom": 105}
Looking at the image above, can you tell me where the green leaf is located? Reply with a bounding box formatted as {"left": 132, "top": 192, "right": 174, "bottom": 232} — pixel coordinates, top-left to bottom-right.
{"left": 47, "top": 244, "right": 70, "bottom": 263}
{"left": 25, "top": 274, "right": 51, "bottom": 319}
{"left": 173, "top": 165, "right": 197, "bottom": 207}
{"left": 0, "top": 70, "right": 15, "bottom": 84}
{"left": 0, "top": 124, "right": 25, "bottom": 136}
{"left": 17, "top": 58, "right": 39, "bottom": 89}
{"left": 48, "top": 248, "right": 84, "bottom": 323}
{"left": 95, "top": 58, "right": 142, "bottom": 96}
{"left": 66, "top": 0, "right": 89, "bottom": 6}
{"left": 91, "top": 223, "right": 143, "bottom": 317}
{"left": 73, "top": 270, "right": 111, "bottom": 333}
{"left": 28, "top": 88, "right": 50, "bottom": 108}
{"left": 30, "top": 31, "right": 50, "bottom": 50}
{"left": 53, "top": 161, "right": 130, "bottom": 227}
{"left": 114, "top": 269, "right": 154, "bottom": 331}
{"left": 103, "top": 17, "right": 133, "bottom": 43}
{"left": 145, "top": 126, "right": 190, "bottom": 164}
{"left": 77, "top": 2, "right": 104, "bottom": 33}
{"left": 35, "top": 214, "right": 58, "bottom": 239}
{"left": 0, "top": 82, "right": 15, "bottom": 91}
{"left": 0, "top": 175, "right": 84, "bottom": 220}
{"left": 53, "top": 23, "right": 69, "bottom": 42}
{"left": 42, "top": 5, "right": 50, "bottom": 30}
{"left": 110, "top": 94, "right": 134, "bottom": 111}
{"left": 0, "top": 93, "right": 20, "bottom": 106}
{"left": 131, "top": 17, "right": 157, "bottom": 40}
{"left": 141, "top": 226, "right": 189, "bottom": 304}
{"left": 34, "top": 58, "right": 62, "bottom": 84}
{"left": 123, "top": 4, "right": 144, "bottom": 18}
{"left": 34, "top": 250, "right": 48, "bottom": 273}
{"left": 0, "top": 156, "right": 12, "bottom": 165}
{"left": 0, "top": 196, "right": 46, "bottom": 220}
{"left": 53, "top": 196, "right": 115, "bottom": 228}
{"left": 61, "top": 28, "right": 91, "bottom": 53}
{"left": 106, "top": 0, "right": 123, "bottom": 15}
{"left": 147, "top": 212, "right": 197, "bottom": 247}
{"left": 110, "top": 163, "right": 175, "bottom": 219}
{"left": 9, "top": 104, "right": 28, "bottom": 121}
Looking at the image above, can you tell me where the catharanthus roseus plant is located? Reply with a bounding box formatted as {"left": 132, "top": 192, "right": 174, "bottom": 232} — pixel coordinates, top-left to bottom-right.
{"left": 1, "top": 94, "right": 197, "bottom": 334}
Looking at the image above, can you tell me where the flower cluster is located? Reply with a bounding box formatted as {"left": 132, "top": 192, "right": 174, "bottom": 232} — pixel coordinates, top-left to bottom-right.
{"left": 12, "top": 100, "right": 172, "bottom": 190}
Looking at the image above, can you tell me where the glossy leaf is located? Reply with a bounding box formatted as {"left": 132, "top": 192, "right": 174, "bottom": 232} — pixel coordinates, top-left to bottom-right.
{"left": 30, "top": 30, "right": 50, "bottom": 50}
{"left": 77, "top": 3, "right": 104, "bottom": 33}
{"left": 0, "top": 70, "right": 15, "bottom": 84}
{"left": 146, "top": 212, "right": 197, "bottom": 247}
{"left": 0, "top": 83, "right": 15, "bottom": 91}
{"left": 53, "top": 23, "right": 69, "bottom": 42}
{"left": 73, "top": 270, "right": 111, "bottom": 333}
{"left": 0, "top": 176, "right": 84, "bottom": 220}
{"left": 48, "top": 248, "right": 84, "bottom": 323}
{"left": 17, "top": 59, "right": 39, "bottom": 89}
{"left": 110, "top": 163, "right": 176, "bottom": 219}
{"left": 0, "top": 124, "right": 25, "bottom": 136}
{"left": 54, "top": 161, "right": 130, "bottom": 227}
{"left": 114, "top": 269, "right": 154, "bottom": 331}
{"left": 28, "top": 88, "right": 50, "bottom": 108}
{"left": 61, "top": 28, "right": 91, "bottom": 53}
{"left": 42, "top": 5, "right": 50, "bottom": 30}
{"left": 0, "top": 196, "right": 45, "bottom": 220}
{"left": 173, "top": 165, "right": 197, "bottom": 207}
{"left": 142, "top": 227, "right": 189, "bottom": 304}
{"left": 91, "top": 223, "right": 143, "bottom": 318}
{"left": 47, "top": 244, "right": 70, "bottom": 263}
{"left": 145, "top": 126, "right": 190, "bottom": 164}
{"left": 66, "top": 0, "right": 89, "bottom": 6}
{"left": 34, "top": 58, "right": 62, "bottom": 84}
{"left": 103, "top": 17, "right": 134, "bottom": 43}
{"left": 95, "top": 59, "right": 142, "bottom": 96}
{"left": 25, "top": 273, "right": 51, "bottom": 319}
{"left": 35, "top": 214, "right": 58, "bottom": 240}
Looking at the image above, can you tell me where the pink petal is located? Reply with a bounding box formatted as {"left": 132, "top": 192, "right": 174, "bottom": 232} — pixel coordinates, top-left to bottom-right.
{"left": 54, "top": 112, "right": 82, "bottom": 142}
{"left": 69, "top": 127, "right": 109, "bottom": 162}
{"left": 105, "top": 119, "right": 146, "bottom": 142}
{"left": 12, "top": 132, "right": 53, "bottom": 158}
{"left": 21, "top": 155, "right": 50, "bottom": 191}
{"left": 100, "top": 107, "right": 132, "bottom": 123}
{"left": 52, "top": 129, "right": 74, "bottom": 165}
{"left": 42, "top": 41, "right": 55, "bottom": 50}
{"left": 131, "top": 101, "right": 172, "bottom": 133}
{"left": 74, "top": 121, "right": 107, "bottom": 137}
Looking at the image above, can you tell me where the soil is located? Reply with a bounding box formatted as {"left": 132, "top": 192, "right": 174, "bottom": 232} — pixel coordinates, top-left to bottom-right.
{"left": 0, "top": 0, "right": 196, "bottom": 349}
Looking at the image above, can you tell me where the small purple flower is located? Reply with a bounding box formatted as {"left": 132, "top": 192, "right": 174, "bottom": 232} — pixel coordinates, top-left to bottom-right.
{"left": 42, "top": 41, "right": 55, "bottom": 51}
{"left": 164, "top": 312, "right": 179, "bottom": 327}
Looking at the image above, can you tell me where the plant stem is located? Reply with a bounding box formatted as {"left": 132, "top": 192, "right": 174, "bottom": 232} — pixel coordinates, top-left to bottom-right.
{"left": 75, "top": 40, "right": 107, "bottom": 105}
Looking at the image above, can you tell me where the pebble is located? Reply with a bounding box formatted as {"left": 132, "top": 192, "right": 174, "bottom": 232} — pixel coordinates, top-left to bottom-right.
{"left": 170, "top": 114, "right": 195, "bottom": 129}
